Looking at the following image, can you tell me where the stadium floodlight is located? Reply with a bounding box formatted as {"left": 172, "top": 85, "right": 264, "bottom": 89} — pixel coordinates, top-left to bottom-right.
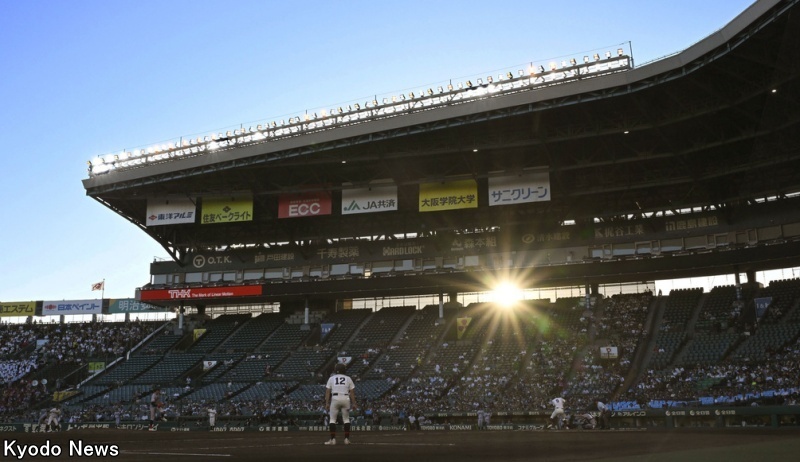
{"left": 561, "top": 60, "right": 567, "bottom": 68}
{"left": 549, "top": 62, "right": 557, "bottom": 71}
{"left": 570, "top": 58, "right": 577, "bottom": 66}
{"left": 477, "top": 78, "right": 483, "bottom": 85}
{"left": 518, "top": 69, "right": 524, "bottom": 76}
{"left": 537, "top": 65, "right": 545, "bottom": 73}
{"left": 584, "top": 56, "right": 590, "bottom": 63}
{"left": 408, "top": 92, "right": 414, "bottom": 99}
{"left": 594, "top": 53, "right": 600, "bottom": 61}
{"left": 486, "top": 76, "right": 493, "bottom": 83}
{"left": 465, "top": 80, "right": 472, "bottom": 88}
{"left": 605, "top": 51, "right": 611, "bottom": 58}
{"left": 448, "top": 83, "right": 454, "bottom": 91}
{"left": 428, "top": 88, "right": 434, "bottom": 96}
{"left": 618, "top": 48, "right": 624, "bottom": 56}
{"left": 437, "top": 86, "right": 444, "bottom": 94}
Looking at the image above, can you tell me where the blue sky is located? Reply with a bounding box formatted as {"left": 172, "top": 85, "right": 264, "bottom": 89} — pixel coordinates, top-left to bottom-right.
{"left": 0, "top": 0, "right": 759, "bottom": 302}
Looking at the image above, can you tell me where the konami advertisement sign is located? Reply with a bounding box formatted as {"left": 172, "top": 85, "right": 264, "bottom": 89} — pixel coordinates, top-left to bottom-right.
{"left": 278, "top": 190, "right": 332, "bottom": 218}
{"left": 138, "top": 285, "right": 263, "bottom": 301}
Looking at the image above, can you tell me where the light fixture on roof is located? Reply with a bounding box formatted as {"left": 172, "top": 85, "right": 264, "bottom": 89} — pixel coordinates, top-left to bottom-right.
{"left": 594, "top": 53, "right": 600, "bottom": 61}
{"left": 605, "top": 51, "right": 611, "bottom": 59}
{"left": 465, "top": 80, "right": 472, "bottom": 88}
{"left": 486, "top": 76, "right": 493, "bottom": 83}
{"left": 584, "top": 56, "right": 590, "bottom": 63}
{"left": 508, "top": 71, "right": 514, "bottom": 79}
{"left": 570, "top": 58, "right": 577, "bottom": 66}
{"left": 476, "top": 78, "right": 483, "bottom": 85}
{"left": 617, "top": 48, "right": 624, "bottom": 56}
{"left": 447, "top": 83, "right": 454, "bottom": 91}
{"left": 437, "top": 86, "right": 444, "bottom": 93}
{"left": 549, "top": 62, "right": 557, "bottom": 71}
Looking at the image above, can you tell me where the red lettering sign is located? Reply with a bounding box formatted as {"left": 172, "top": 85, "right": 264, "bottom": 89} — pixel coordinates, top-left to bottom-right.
{"left": 139, "top": 285, "right": 263, "bottom": 301}
{"left": 278, "top": 191, "right": 331, "bottom": 218}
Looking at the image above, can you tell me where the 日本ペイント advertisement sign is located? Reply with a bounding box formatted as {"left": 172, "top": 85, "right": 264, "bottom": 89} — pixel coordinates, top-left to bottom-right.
{"left": 42, "top": 299, "right": 103, "bottom": 316}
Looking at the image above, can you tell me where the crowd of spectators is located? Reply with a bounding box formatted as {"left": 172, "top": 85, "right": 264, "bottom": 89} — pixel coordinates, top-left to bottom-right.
{"left": 4, "top": 284, "right": 800, "bottom": 424}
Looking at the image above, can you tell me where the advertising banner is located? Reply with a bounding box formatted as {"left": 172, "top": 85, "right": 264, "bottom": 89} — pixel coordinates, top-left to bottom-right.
{"left": 0, "top": 301, "right": 36, "bottom": 317}
{"left": 456, "top": 317, "right": 472, "bottom": 339}
{"left": 754, "top": 297, "right": 772, "bottom": 319}
{"left": 146, "top": 197, "right": 197, "bottom": 226}
{"left": 341, "top": 183, "right": 398, "bottom": 215}
{"left": 488, "top": 171, "right": 551, "bottom": 206}
{"left": 600, "top": 346, "right": 619, "bottom": 359}
{"left": 278, "top": 190, "right": 332, "bottom": 218}
{"left": 138, "top": 285, "right": 263, "bottom": 302}
{"left": 107, "top": 299, "right": 172, "bottom": 314}
{"left": 42, "top": 299, "right": 103, "bottom": 316}
{"left": 88, "top": 362, "right": 105, "bottom": 373}
{"left": 201, "top": 195, "right": 253, "bottom": 224}
{"left": 419, "top": 179, "right": 478, "bottom": 212}
{"left": 321, "top": 323, "right": 335, "bottom": 341}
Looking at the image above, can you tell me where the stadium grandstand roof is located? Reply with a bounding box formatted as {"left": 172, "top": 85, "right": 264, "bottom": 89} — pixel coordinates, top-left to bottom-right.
{"left": 83, "top": 0, "right": 800, "bottom": 302}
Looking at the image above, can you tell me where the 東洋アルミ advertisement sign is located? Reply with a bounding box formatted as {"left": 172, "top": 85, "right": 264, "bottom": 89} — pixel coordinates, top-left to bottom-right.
{"left": 42, "top": 299, "right": 102, "bottom": 316}
{"left": 146, "top": 197, "right": 197, "bottom": 226}
{"left": 0, "top": 301, "right": 36, "bottom": 317}
{"left": 278, "top": 190, "right": 332, "bottom": 218}
{"left": 138, "top": 285, "right": 263, "bottom": 302}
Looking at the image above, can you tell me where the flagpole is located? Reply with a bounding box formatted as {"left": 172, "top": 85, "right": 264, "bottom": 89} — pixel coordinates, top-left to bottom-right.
{"left": 101, "top": 278, "right": 105, "bottom": 301}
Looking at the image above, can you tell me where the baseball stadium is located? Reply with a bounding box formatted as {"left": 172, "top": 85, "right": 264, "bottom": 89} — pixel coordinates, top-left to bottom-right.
{"left": 3, "top": 0, "right": 800, "bottom": 459}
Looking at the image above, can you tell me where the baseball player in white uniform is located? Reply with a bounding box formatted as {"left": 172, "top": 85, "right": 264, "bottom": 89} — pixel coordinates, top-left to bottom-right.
{"left": 149, "top": 388, "right": 163, "bottom": 431}
{"left": 324, "top": 363, "right": 357, "bottom": 445}
{"left": 46, "top": 407, "right": 61, "bottom": 432}
{"left": 548, "top": 396, "right": 567, "bottom": 429}
{"left": 208, "top": 407, "right": 217, "bottom": 427}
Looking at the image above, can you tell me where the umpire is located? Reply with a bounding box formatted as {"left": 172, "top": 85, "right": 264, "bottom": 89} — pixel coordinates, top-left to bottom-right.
{"left": 324, "top": 363, "right": 357, "bottom": 445}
